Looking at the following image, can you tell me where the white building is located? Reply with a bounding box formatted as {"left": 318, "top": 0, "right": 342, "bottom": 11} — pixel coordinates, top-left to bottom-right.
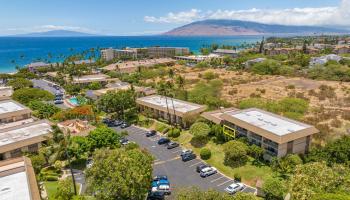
{"left": 310, "top": 54, "right": 342, "bottom": 66}
{"left": 0, "top": 86, "right": 13, "bottom": 98}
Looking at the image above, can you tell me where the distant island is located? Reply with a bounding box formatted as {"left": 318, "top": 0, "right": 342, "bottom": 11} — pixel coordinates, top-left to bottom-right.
{"left": 10, "top": 30, "right": 98, "bottom": 37}
{"left": 164, "top": 19, "right": 350, "bottom": 36}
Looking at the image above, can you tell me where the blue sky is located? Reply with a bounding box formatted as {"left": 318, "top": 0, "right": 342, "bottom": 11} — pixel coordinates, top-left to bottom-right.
{"left": 0, "top": 0, "right": 348, "bottom": 36}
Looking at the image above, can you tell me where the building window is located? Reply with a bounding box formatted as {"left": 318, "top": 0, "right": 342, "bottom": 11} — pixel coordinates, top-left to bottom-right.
{"left": 28, "top": 143, "right": 39, "bottom": 152}
{"left": 10, "top": 148, "right": 22, "bottom": 158}
{"left": 287, "top": 141, "right": 293, "bottom": 154}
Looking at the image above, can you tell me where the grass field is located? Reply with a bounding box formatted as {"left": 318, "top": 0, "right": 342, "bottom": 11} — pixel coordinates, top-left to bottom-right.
{"left": 45, "top": 181, "right": 81, "bottom": 200}
{"left": 175, "top": 131, "right": 275, "bottom": 186}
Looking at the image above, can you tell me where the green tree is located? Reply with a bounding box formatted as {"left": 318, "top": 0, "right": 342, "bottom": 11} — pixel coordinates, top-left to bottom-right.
{"left": 289, "top": 162, "right": 350, "bottom": 200}
{"left": 55, "top": 178, "right": 75, "bottom": 200}
{"left": 311, "top": 193, "right": 350, "bottom": 200}
{"left": 12, "top": 88, "right": 54, "bottom": 105}
{"left": 28, "top": 101, "right": 60, "bottom": 119}
{"left": 97, "top": 90, "right": 136, "bottom": 120}
{"left": 189, "top": 122, "right": 211, "bottom": 142}
{"left": 175, "top": 187, "right": 258, "bottom": 200}
{"left": 262, "top": 177, "right": 287, "bottom": 200}
{"left": 87, "top": 127, "right": 121, "bottom": 150}
{"left": 222, "top": 140, "right": 249, "bottom": 167}
{"left": 6, "top": 78, "right": 33, "bottom": 90}
{"left": 271, "top": 154, "right": 303, "bottom": 176}
{"left": 85, "top": 148, "right": 153, "bottom": 200}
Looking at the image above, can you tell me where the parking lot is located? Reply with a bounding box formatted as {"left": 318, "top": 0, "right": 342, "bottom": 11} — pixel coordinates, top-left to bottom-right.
{"left": 31, "top": 79, "right": 68, "bottom": 109}
{"left": 114, "top": 125, "right": 257, "bottom": 197}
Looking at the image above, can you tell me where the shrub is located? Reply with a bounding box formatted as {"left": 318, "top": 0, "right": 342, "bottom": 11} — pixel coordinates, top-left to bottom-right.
{"left": 189, "top": 122, "right": 211, "bottom": 141}
{"left": 223, "top": 140, "right": 249, "bottom": 167}
{"left": 200, "top": 148, "right": 212, "bottom": 160}
{"left": 45, "top": 175, "right": 59, "bottom": 181}
{"left": 234, "top": 173, "right": 241, "bottom": 182}
{"left": 168, "top": 128, "right": 181, "bottom": 138}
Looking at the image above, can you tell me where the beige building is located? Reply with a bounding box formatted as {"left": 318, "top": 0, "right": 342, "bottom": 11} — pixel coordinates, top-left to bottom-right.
{"left": 0, "top": 156, "right": 41, "bottom": 200}
{"left": 136, "top": 95, "right": 206, "bottom": 127}
{"left": 147, "top": 47, "right": 189, "bottom": 58}
{"left": 0, "top": 120, "right": 52, "bottom": 160}
{"left": 103, "top": 58, "right": 175, "bottom": 73}
{"left": 220, "top": 108, "right": 319, "bottom": 160}
{"left": 58, "top": 119, "right": 95, "bottom": 137}
{"left": 201, "top": 107, "right": 240, "bottom": 124}
{"left": 101, "top": 48, "right": 148, "bottom": 61}
{"left": 0, "top": 99, "right": 32, "bottom": 124}
{"left": 71, "top": 74, "right": 119, "bottom": 84}
{"left": 0, "top": 99, "right": 52, "bottom": 160}
{"left": 0, "top": 86, "right": 13, "bottom": 98}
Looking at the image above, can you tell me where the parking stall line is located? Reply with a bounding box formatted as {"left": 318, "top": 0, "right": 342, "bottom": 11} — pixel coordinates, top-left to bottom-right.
{"left": 217, "top": 179, "right": 232, "bottom": 187}
{"left": 153, "top": 156, "right": 180, "bottom": 166}
{"left": 189, "top": 161, "right": 202, "bottom": 168}
{"left": 210, "top": 176, "right": 225, "bottom": 183}
{"left": 171, "top": 149, "right": 182, "bottom": 154}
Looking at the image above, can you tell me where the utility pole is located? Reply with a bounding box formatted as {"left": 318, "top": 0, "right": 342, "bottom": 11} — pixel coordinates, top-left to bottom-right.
{"left": 65, "top": 132, "right": 77, "bottom": 195}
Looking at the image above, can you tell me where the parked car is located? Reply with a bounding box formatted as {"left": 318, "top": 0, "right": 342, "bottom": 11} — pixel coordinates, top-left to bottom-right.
{"left": 166, "top": 142, "right": 179, "bottom": 149}
{"left": 147, "top": 191, "right": 165, "bottom": 200}
{"left": 102, "top": 118, "right": 111, "bottom": 124}
{"left": 120, "top": 122, "right": 130, "bottom": 129}
{"left": 180, "top": 149, "right": 193, "bottom": 156}
{"left": 113, "top": 120, "right": 123, "bottom": 127}
{"left": 196, "top": 163, "right": 211, "bottom": 173}
{"left": 86, "top": 159, "right": 93, "bottom": 169}
{"left": 157, "top": 184, "right": 171, "bottom": 195}
{"left": 146, "top": 130, "right": 157, "bottom": 137}
{"left": 54, "top": 100, "right": 64, "bottom": 104}
{"left": 225, "top": 183, "right": 245, "bottom": 194}
{"left": 200, "top": 167, "right": 217, "bottom": 177}
{"left": 119, "top": 138, "right": 129, "bottom": 145}
{"left": 157, "top": 138, "right": 170, "bottom": 145}
{"left": 153, "top": 175, "right": 168, "bottom": 181}
{"left": 181, "top": 153, "right": 196, "bottom": 162}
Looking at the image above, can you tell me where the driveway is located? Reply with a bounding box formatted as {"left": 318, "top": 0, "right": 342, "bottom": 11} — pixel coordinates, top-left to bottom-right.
{"left": 114, "top": 125, "right": 257, "bottom": 196}
{"left": 31, "top": 79, "right": 69, "bottom": 109}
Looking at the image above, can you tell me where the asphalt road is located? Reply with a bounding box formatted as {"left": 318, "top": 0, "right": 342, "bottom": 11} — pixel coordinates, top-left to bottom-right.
{"left": 31, "top": 79, "right": 69, "bottom": 109}
{"left": 114, "top": 125, "right": 257, "bottom": 197}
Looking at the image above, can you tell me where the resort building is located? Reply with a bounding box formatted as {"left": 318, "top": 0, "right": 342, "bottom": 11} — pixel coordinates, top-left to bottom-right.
{"left": 101, "top": 48, "right": 116, "bottom": 61}
{"left": 103, "top": 58, "right": 175, "bottom": 73}
{"left": 136, "top": 95, "right": 206, "bottom": 127}
{"left": 0, "top": 99, "right": 32, "bottom": 124}
{"left": 333, "top": 45, "right": 350, "bottom": 54}
{"left": 58, "top": 119, "right": 95, "bottom": 137}
{"left": 0, "top": 120, "right": 52, "bottom": 160}
{"left": 0, "top": 86, "right": 13, "bottom": 98}
{"left": 220, "top": 108, "right": 319, "bottom": 160}
{"left": 0, "top": 156, "right": 40, "bottom": 200}
{"left": 147, "top": 47, "right": 190, "bottom": 58}
{"left": 175, "top": 54, "right": 221, "bottom": 63}
{"left": 25, "top": 62, "right": 51, "bottom": 72}
{"left": 71, "top": 74, "right": 118, "bottom": 84}
{"left": 212, "top": 49, "right": 239, "bottom": 58}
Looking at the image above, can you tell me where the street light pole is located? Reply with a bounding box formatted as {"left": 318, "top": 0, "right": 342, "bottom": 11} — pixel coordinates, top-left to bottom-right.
{"left": 65, "top": 132, "right": 77, "bottom": 195}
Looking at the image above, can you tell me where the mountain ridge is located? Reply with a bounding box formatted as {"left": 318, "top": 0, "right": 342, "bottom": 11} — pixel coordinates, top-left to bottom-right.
{"left": 164, "top": 19, "right": 349, "bottom": 36}
{"left": 10, "top": 30, "right": 98, "bottom": 37}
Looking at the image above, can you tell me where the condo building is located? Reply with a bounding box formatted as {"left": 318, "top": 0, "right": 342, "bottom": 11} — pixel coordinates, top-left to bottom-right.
{"left": 101, "top": 47, "right": 189, "bottom": 61}
{"left": 136, "top": 95, "right": 206, "bottom": 127}
{"left": 0, "top": 98, "right": 52, "bottom": 160}
{"left": 147, "top": 47, "right": 190, "bottom": 58}
{"left": 0, "top": 86, "right": 13, "bottom": 98}
{"left": 220, "top": 108, "right": 319, "bottom": 160}
{"left": 0, "top": 157, "right": 41, "bottom": 200}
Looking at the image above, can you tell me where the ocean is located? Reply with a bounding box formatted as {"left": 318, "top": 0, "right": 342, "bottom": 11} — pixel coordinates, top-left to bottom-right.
{"left": 0, "top": 36, "right": 261, "bottom": 73}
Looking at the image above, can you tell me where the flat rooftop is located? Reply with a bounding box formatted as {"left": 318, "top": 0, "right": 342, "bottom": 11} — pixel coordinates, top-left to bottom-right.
{"left": 201, "top": 107, "right": 240, "bottom": 124}
{"left": 0, "top": 157, "right": 40, "bottom": 200}
{"left": 137, "top": 95, "right": 206, "bottom": 115}
{"left": 104, "top": 58, "right": 175, "bottom": 71}
{"left": 73, "top": 74, "right": 109, "bottom": 81}
{"left": 0, "top": 100, "right": 28, "bottom": 115}
{"left": 0, "top": 120, "right": 52, "bottom": 149}
{"left": 221, "top": 108, "right": 319, "bottom": 143}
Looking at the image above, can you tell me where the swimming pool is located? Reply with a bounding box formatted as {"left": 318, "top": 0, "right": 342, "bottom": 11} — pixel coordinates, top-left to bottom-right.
{"left": 69, "top": 97, "right": 79, "bottom": 106}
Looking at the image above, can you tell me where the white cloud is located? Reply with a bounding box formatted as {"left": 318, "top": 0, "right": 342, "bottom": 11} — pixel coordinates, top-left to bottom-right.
{"left": 144, "top": 0, "right": 350, "bottom": 26}
{"left": 144, "top": 9, "right": 203, "bottom": 23}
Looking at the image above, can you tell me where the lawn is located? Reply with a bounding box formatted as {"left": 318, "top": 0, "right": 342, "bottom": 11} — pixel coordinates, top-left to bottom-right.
{"left": 45, "top": 181, "right": 81, "bottom": 199}
{"left": 174, "top": 131, "right": 276, "bottom": 186}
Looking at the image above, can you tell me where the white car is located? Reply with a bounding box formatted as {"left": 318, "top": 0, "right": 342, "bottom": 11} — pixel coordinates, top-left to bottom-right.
{"left": 199, "top": 167, "right": 217, "bottom": 177}
{"left": 180, "top": 149, "right": 193, "bottom": 156}
{"left": 225, "top": 183, "right": 245, "bottom": 194}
